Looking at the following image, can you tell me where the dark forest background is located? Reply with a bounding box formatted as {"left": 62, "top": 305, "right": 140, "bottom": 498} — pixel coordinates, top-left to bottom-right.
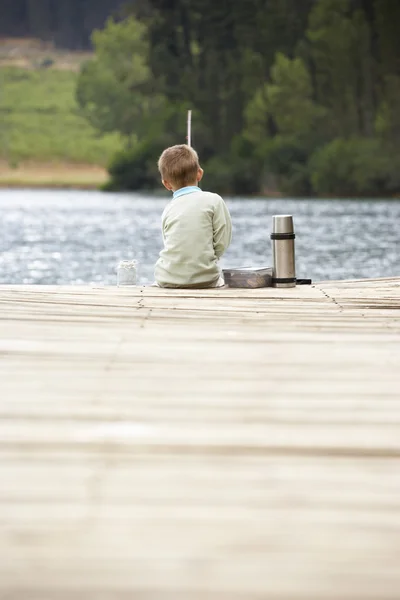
{"left": 1, "top": 0, "right": 400, "bottom": 195}
{"left": 0, "top": 0, "right": 127, "bottom": 48}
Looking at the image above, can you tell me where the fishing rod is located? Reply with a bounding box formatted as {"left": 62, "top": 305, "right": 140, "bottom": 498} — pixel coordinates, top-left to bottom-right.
{"left": 187, "top": 109, "right": 192, "bottom": 147}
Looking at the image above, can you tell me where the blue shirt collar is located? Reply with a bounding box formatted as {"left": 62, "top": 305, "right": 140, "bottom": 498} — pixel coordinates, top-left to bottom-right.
{"left": 172, "top": 185, "right": 201, "bottom": 199}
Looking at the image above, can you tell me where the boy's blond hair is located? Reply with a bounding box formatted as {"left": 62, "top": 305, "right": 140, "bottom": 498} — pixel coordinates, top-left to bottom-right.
{"left": 158, "top": 144, "right": 200, "bottom": 188}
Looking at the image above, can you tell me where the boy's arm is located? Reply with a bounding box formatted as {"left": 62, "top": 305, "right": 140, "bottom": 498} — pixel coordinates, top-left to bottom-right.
{"left": 161, "top": 205, "right": 170, "bottom": 243}
{"left": 213, "top": 196, "right": 232, "bottom": 259}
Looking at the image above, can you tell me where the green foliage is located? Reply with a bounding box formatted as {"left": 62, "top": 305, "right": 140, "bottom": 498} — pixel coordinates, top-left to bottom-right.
{"left": 2, "top": 0, "right": 400, "bottom": 195}
{"left": 76, "top": 17, "right": 166, "bottom": 140}
{"left": 243, "top": 86, "right": 270, "bottom": 146}
{"left": 130, "top": 0, "right": 313, "bottom": 159}
{"left": 377, "top": 75, "right": 400, "bottom": 142}
{"left": 204, "top": 137, "right": 262, "bottom": 196}
{"left": 266, "top": 53, "right": 325, "bottom": 136}
{"left": 310, "top": 138, "right": 400, "bottom": 196}
{"left": 105, "top": 143, "right": 156, "bottom": 191}
{"left": 244, "top": 53, "right": 326, "bottom": 195}
{"left": 104, "top": 136, "right": 173, "bottom": 191}
{"left": 0, "top": 67, "right": 121, "bottom": 165}
{"left": 305, "top": 0, "right": 379, "bottom": 139}
{"left": 262, "top": 136, "right": 313, "bottom": 196}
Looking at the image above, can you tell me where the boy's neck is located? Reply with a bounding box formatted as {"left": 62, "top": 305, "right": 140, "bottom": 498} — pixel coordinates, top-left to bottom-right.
{"left": 172, "top": 182, "right": 199, "bottom": 192}
{"left": 172, "top": 184, "right": 201, "bottom": 199}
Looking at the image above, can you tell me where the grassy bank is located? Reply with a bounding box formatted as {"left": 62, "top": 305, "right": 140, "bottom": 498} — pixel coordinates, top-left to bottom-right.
{"left": 0, "top": 64, "right": 122, "bottom": 187}
{"left": 0, "top": 161, "right": 108, "bottom": 189}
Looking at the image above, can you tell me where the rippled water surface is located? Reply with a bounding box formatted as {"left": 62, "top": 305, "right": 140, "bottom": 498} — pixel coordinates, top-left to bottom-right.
{"left": 0, "top": 189, "right": 399, "bottom": 285}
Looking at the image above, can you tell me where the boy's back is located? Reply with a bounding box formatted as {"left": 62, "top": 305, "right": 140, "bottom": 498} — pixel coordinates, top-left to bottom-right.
{"left": 155, "top": 144, "right": 232, "bottom": 289}
{"left": 155, "top": 188, "right": 232, "bottom": 288}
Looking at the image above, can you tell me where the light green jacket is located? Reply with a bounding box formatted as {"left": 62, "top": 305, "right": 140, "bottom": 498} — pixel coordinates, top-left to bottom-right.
{"left": 155, "top": 189, "right": 232, "bottom": 288}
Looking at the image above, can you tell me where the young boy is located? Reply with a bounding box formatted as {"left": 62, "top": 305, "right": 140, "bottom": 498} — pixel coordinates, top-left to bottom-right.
{"left": 155, "top": 144, "right": 232, "bottom": 288}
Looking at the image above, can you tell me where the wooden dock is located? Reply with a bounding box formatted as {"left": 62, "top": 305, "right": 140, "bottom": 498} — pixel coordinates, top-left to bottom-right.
{"left": 0, "top": 278, "right": 400, "bottom": 599}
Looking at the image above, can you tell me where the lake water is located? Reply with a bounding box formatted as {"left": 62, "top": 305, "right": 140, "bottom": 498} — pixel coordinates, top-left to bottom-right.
{"left": 0, "top": 189, "right": 399, "bottom": 285}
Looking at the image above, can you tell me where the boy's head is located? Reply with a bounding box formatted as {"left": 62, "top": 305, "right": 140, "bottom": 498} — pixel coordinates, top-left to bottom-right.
{"left": 158, "top": 144, "right": 203, "bottom": 191}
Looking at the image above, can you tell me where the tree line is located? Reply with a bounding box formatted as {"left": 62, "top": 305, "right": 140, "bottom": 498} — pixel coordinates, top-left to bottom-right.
{"left": 0, "top": 0, "right": 127, "bottom": 49}
{"left": 75, "top": 0, "right": 400, "bottom": 195}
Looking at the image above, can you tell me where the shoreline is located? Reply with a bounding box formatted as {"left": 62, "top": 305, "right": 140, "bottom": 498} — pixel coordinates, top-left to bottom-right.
{"left": 0, "top": 161, "right": 108, "bottom": 190}
{"left": 1, "top": 163, "right": 400, "bottom": 198}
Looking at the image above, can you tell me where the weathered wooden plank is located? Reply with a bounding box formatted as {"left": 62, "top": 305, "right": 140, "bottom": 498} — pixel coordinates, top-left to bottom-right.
{"left": 0, "top": 279, "right": 399, "bottom": 599}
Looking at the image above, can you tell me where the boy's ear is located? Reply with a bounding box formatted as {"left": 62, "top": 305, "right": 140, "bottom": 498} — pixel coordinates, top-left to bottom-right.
{"left": 197, "top": 168, "right": 204, "bottom": 183}
{"left": 162, "top": 179, "right": 174, "bottom": 191}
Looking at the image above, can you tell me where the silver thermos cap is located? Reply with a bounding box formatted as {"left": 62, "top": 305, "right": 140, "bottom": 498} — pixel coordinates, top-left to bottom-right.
{"left": 272, "top": 215, "right": 294, "bottom": 234}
